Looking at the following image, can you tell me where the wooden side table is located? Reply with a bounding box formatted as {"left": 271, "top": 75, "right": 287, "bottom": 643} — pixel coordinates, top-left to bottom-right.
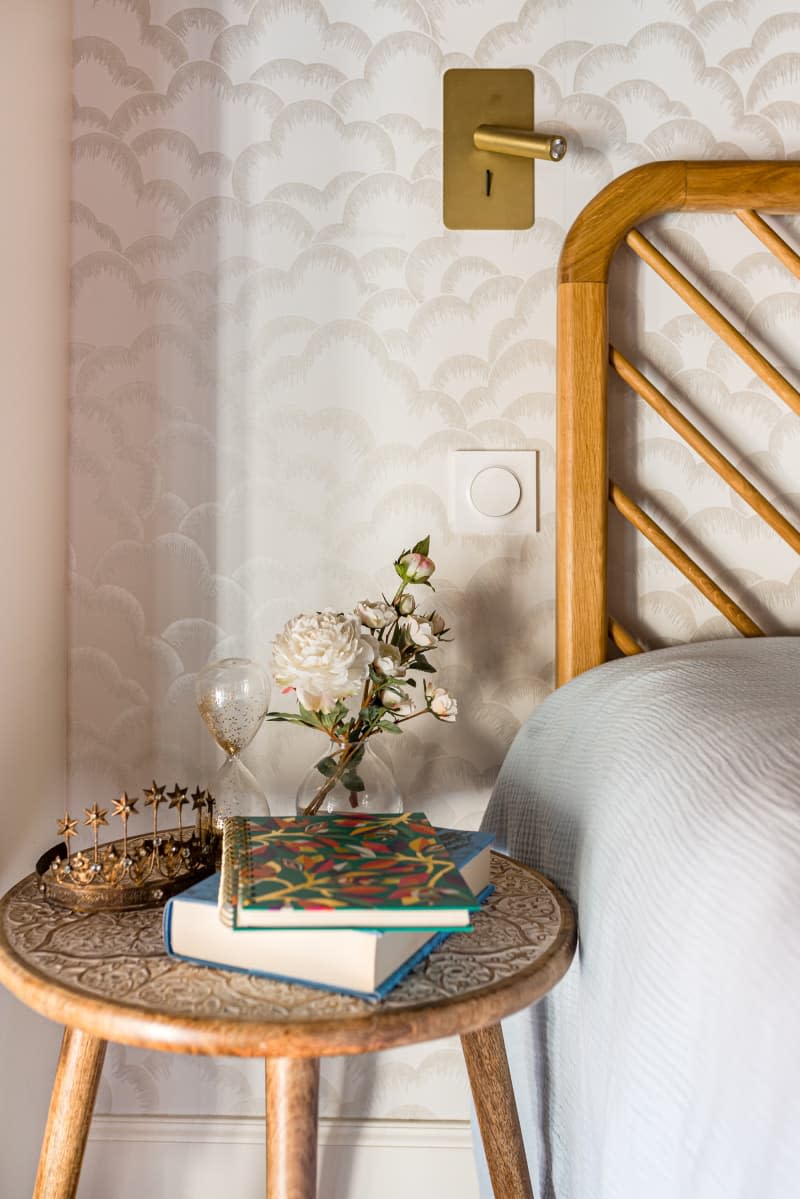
{"left": 0, "top": 853, "right": 575, "bottom": 1199}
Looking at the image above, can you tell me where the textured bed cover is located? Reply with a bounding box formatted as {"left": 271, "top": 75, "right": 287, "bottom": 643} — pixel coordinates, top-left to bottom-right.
{"left": 478, "top": 637, "right": 800, "bottom": 1199}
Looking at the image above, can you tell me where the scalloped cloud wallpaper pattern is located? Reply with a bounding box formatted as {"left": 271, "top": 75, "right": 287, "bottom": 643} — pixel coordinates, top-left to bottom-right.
{"left": 72, "top": 0, "right": 800, "bottom": 1126}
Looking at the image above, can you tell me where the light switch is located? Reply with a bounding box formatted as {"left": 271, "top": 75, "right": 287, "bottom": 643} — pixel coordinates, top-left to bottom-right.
{"left": 470, "top": 466, "right": 522, "bottom": 516}
{"left": 450, "top": 450, "right": 538, "bottom": 534}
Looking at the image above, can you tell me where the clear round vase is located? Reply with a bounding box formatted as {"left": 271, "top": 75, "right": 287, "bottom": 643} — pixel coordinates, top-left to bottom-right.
{"left": 296, "top": 743, "right": 404, "bottom": 817}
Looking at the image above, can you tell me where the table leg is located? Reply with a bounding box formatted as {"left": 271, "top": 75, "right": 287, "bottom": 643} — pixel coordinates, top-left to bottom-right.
{"left": 265, "top": 1056, "right": 320, "bottom": 1199}
{"left": 461, "top": 1023, "right": 534, "bottom": 1199}
{"left": 33, "top": 1026, "right": 107, "bottom": 1199}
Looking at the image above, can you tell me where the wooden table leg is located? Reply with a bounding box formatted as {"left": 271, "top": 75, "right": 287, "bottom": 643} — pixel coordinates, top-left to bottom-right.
{"left": 461, "top": 1023, "right": 534, "bottom": 1199}
{"left": 33, "top": 1026, "right": 107, "bottom": 1199}
{"left": 265, "top": 1057, "right": 320, "bottom": 1199}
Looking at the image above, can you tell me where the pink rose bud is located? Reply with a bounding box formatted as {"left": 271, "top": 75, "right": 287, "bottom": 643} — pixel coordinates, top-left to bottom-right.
{"left": 398, "top": 552, "right": 435, "bottom": 583}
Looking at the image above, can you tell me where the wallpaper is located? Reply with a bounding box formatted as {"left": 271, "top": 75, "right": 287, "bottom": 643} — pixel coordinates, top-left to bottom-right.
{"left": 71, "top": 0, "right": 800, "bottom": 1122}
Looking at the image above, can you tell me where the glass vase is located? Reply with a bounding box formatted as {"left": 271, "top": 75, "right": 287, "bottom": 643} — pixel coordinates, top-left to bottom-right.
{"left": 296, "top": 742, "right": 404, "bottom": 817}
{"left": 195, "top": 657, "right": 271, "bottom": 829}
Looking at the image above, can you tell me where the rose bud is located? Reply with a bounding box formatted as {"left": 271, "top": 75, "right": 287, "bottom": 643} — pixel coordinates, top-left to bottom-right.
{"left": 372, "top": 643, "right": 404, "bottom": 677}
{"left": 379, "top": 688, "right": 415, "bottom": 716}
{"left": 396, "top": 551, "right": 435, "bottom": 584}
{"left": 425, "top": 682, "right": 457, "bottom": 722}
{"left": 395, "top": 593, "right": 416, "bottom": 615}
{"left": 399, "top": 616, "right": 436, "bottom": 648}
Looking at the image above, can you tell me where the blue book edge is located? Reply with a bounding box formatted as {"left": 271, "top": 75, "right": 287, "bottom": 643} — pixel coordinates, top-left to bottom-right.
{"left": 163, "top": 883, "right": 494, "bottom": 1003}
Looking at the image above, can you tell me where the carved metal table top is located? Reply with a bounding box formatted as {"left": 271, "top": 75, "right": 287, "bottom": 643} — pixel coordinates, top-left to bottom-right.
{"left": 0, "top": 853, "right": 575, "bottom": 1058}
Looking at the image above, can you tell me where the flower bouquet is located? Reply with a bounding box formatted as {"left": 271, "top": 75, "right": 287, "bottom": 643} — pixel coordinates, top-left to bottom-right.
{"left": 267, "top": 537, "right": 457, "bottom": 816}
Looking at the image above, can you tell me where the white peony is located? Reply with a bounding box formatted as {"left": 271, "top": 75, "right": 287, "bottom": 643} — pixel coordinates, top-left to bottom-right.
{"left": 356, "top": 599, "right": 395, "bottom": 629}
{"left": 272, "top": 609, "right": 374, "bottom": 713}
{"left": 399, "top": 615, "right": 436, "bottom": 648}
{"left": 425, "top": 682, "right": 457, "bottom": 722}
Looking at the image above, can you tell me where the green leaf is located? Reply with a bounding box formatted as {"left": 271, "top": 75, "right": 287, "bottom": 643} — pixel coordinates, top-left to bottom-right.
{"left": 315, "top": 755, "right": 339, "bottom": 778}
{"left": 412, "top": 535, "right": 430, "bottom": 556}
{"left": 412, "top": 654, "right": 436, "bottom": 672}
{"left": 266, "top": 711, "right": 320, "bottom": 728}
{"left": 297, "top": 702, "right": 325, "bottom": 728}
{"left": 347, "top": 744, "right": 366, "bottom": 769}
{"left": 341, "top": 770, "right": 365, "bottom": 792}
{"left": 377, "top": 721, "right": 403, "bottom": 734}
{"left": 318, "top": 700, "right": 348, "bottom": 731}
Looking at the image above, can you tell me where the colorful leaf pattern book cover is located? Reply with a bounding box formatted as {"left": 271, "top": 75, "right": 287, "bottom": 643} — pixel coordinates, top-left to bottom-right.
{"left": 226, "top": 812, "right": 479, "bottom": 921}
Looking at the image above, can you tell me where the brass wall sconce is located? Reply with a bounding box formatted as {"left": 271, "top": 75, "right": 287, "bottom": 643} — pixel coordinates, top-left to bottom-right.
{"left": 443, "top": 69, "right": 567, "bottom": 230}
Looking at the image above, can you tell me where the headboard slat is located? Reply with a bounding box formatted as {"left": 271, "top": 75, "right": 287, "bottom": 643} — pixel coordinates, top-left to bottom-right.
{"left": 625, "top": 228, "right": 800, "bottom": 418}
{"left": 609, "top": 483, "right": 764, "bottom": 639}
{"left": 736, "top": 210, "right": 800, "bottom": 282}
{"left": 610, "top": 348, "right": 800, "bottom": 557}
{"left": 608, "top": 618, "right": 643, "bottom": 657}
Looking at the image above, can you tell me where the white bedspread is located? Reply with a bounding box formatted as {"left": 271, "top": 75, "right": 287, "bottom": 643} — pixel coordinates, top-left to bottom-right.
{"left": 477, "top": 637, "right": 800, "bottom": 1199}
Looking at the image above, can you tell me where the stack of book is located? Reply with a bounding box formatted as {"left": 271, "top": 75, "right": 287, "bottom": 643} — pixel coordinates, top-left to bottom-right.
{"left": 163, "top": 812, "right": 493, "bottom": 1000}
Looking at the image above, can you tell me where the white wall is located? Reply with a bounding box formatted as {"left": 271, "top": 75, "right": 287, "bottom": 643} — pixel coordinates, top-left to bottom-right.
{"left": 0, "top": 1, "right": 71, "bottom": 1194}
{"left": 35, "top": 0, "right": 800, "bottom": 1194}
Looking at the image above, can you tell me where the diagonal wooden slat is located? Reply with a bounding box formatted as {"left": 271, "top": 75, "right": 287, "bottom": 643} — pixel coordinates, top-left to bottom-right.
{"left": 610, "top": 347, "right": 800, "bottom": 557}
{"left": 736, "top": 209, "right": 800, "bottom": 283}
{"left": 609, "top": 481, "right": 764, "bottom": 638}
{"left": 608, "top": 617, "right": 643, "bottom": 656}
{"left": 625, "top": 228, "right": 800, "bottom": 419}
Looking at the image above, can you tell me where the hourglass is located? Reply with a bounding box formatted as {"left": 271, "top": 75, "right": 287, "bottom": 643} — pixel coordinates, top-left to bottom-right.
{"left": 195, "top": 658, "right": 270, "bottom": 829}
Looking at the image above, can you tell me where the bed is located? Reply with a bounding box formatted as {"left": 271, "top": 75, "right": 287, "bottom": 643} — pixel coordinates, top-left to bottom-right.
{"left": 477, "top": 162, "right": 800, "bottom": 1199}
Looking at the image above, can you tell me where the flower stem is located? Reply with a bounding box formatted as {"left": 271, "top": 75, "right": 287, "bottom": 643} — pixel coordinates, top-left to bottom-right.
{"left": 392, "top": 708, "right": 429, "bottom": 724}
{"left": 303, "top": 738, "right": 367, "bottom": 816}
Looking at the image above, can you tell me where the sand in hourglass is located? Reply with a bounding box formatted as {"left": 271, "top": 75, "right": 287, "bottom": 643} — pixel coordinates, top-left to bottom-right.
{"left": 196, "top": 658, "right": 270, "bottom": 827}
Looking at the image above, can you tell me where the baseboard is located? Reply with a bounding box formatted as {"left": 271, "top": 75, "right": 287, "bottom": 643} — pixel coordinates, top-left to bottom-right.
{"left": 81, "top": 1114, "right": 480, "bottom": 1199}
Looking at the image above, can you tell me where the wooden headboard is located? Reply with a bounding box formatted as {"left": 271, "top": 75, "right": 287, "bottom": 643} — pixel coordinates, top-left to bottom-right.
{"left": 555, "top": 161, "right": 800, "bottom": 686}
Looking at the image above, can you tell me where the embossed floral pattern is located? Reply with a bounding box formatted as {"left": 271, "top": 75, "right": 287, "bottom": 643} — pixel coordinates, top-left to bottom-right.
{"left": 2, "top": 857, "right": 564, "bottom": 1021}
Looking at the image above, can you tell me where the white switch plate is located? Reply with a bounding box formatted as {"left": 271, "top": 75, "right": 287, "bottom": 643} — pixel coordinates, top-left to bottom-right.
{"left": 449, "top": 449, "right": 539, "bottom": 534}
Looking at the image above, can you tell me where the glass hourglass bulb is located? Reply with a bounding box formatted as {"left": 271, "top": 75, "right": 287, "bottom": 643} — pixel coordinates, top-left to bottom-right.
{"left": 195, "top": 657, "right": 271, "bottom": 828}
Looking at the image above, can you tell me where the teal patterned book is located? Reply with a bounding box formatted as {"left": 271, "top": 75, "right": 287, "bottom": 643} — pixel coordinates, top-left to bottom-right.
{"left": 163, "top": 829, "right": 494, "bottom": 1000}
{"left": 222, "top": 812, "right": 479, "bottom": 930}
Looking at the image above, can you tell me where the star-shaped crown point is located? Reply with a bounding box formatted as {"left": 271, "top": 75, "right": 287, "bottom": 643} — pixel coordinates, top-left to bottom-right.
{"left": 144, "top": 781, "right": 167, "bottom": 808}
{"left": 167, "top": 783, "right": 188, "bottom": 809}
{"left": 57, "top": 813, "right": 78, "bottom": 841}
{"left": 111, "top": 792, "right": 137, "bottom": 821}
{"left": 83, "top": 803, "right": 108, "bottom": 829}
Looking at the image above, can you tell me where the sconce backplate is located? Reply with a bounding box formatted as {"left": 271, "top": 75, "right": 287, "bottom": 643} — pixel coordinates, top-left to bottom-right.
{"left": 443, "top": 68, "right": 534, "bottom": 230}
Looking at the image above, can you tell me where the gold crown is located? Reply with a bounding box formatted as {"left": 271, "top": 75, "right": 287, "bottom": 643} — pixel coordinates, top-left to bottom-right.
{"left": 36, "top": 782, "right": 220, "bottom": 912}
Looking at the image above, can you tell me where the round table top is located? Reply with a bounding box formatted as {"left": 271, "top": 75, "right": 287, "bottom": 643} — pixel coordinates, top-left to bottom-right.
{"left": 0, "top": 852, "right": 575, "bottom": 1058}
